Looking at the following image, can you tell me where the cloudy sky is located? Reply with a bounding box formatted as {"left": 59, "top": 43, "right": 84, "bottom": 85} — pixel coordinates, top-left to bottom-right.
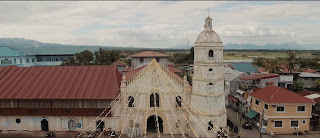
{"left": 0, "top": 1, "right": 319, "bottom": 48}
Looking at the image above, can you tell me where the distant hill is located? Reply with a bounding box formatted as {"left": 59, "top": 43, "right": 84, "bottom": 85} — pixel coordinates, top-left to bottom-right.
{"left": 1, "top": 38, "right": 319, "bottom": 50}
{"left": 0, "top": 38, "right": 129, "bottom": 49}
{"left": 170, "top": 42, "right": 319, "bottom": 50}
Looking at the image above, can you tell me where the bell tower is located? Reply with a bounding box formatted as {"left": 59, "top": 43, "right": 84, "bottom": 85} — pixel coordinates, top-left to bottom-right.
{"left": 190, "top": 15, "right": 227, "bottom": 137}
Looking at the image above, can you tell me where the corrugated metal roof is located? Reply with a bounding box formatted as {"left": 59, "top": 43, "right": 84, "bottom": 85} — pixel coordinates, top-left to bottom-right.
{"left": 0, "top": 65, "right": 122, "bottom": 99}
{"left": 223, "top": 67, "right": 247, "bottom": 81}
{"left": 250, "top": 85, "right": 315, "bottom": 104}
{"left": 240, "top": 73, "right": 279, "bottom": 80}
{"left": 305, "top": 94, "right": 320, "bottom": 99}
{"left": 298, "top": 72, "right": 320, "bottom": 78}
{"left": 231, "top": 62, "right": 258, "bottom": 73}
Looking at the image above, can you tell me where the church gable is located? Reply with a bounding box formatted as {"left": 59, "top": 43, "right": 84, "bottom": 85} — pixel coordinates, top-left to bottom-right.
{"left": 124, "top": 59, "right": 184, "bottom": 95}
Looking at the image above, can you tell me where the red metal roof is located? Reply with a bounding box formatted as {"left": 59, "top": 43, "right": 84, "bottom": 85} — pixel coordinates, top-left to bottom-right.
{"left": 228, "top": 96, "right": 238, "bottom": 102}
{"left": 0, "top": 65, "right": 122, "bottom": 100}
{"left": 129, "top": 51, "right": 168, "bottom": 58}
{"left": 240, "top": 73, "right": 279, "bottom": 80}
{"left": 111, "top": 60, "right": 127, "bottom": 66}
{"left": 304, "top": 69, "right": 317, "bottom": 73}
{"left": 297, "top": 91, "right": 316, "bottom": 96}
{"left": 168, "top": 66, "right": 182, "bottom": 73}
{"left": 297, "top": 91, "right": 320, "bottom": 104}
{"left": 257, "top": 68, "right": 266, "bottom": 73}
{"left": 250, "top": 85, "right": 315, "bottom": 104}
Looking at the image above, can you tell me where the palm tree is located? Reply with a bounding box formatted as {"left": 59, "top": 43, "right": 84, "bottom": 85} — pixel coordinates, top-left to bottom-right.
{"left": 265, "top": 59, "right": 280, "bottom": 74}
{"left": 287, "top": 52, "right": 296, "bottom": 74}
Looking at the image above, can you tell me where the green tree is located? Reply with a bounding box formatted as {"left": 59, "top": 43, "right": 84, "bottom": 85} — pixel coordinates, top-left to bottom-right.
{"left": 94, "top": 49, "right": 120, "bottom": 65}
{"left": 287, "top": 52, "right": 296, "bottom": 74}
{"left": 314, "top": 80, "right": 320, "bottom": 92}
{"left": 61, "top": 50, "right": 94, "bottom": 66}
{"left": 291, "top": 80, "right": 304, "bottom": 92}
{"left": 61, "top": 49, "right": 120, "bottom": 66}
{"left": 253, "top": 57, "right": 266, "bottom": 67}
{"left": 265, "top": 59, "right": 280, "bottom": 74}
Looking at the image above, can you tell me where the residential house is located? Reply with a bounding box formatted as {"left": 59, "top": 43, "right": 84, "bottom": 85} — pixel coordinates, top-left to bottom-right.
{"left": 224, "top": 67, "right": 249, "bottom": 109}
{"left": 297, "top": 72, "right": 320, "bottom": 90}
{"left": 111, "top": 60, "right": 128, "bottom": 72}
{"left": 129, "top": 51, "right": 169, "bottom": 70}
{"left": 297, "top": 91, "right": 320, "bottom": 131}
{"left": 248, "top": 86, "right": 315, "bottom": 135}
{"left": 240, "top": 73, "right": 279, "bottom": 88}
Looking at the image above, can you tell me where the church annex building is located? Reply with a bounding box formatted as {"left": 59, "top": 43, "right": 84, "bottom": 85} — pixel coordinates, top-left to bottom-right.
{"left": 0, "top": 16, "right": 227, "bottom": 137}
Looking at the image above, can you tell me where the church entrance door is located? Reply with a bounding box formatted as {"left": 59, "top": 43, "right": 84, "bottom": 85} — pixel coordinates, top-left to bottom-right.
{"left": 41, "top": 119, "right": 49, "bottom": 131}
{"left": 147, "top": 115, "right": 163, "bottom": 133}
{"left": 68, "top": 119, "right": 76, "bottom": 131}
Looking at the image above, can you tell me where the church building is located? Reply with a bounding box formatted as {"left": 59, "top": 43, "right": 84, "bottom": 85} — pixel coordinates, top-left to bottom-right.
{"left": 0, "top": 16, "right": 226, "bottom": 137}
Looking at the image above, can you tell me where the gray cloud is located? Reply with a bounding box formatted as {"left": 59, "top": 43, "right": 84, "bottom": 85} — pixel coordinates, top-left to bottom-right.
{"left": 0, "top": 1, "right": 319, "bottom": 48}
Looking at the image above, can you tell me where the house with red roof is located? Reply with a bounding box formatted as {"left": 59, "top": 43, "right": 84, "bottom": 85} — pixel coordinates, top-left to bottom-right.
{"left": 111, "top": 60, "right": 128, "bottom": 72}
{"left": 297, "top": 91, "right": 320, "bottom": 131}
{"left": 129, "top": 51, "right": 169, "bottom": 70}
{"left": 240, "top": 73, "right": 279, "bottom": 89}
{"left": 248, "top": 85, "right": 315, "bottom": 134}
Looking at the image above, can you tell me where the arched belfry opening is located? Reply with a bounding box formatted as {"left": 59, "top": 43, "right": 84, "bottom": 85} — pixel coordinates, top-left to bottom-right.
{"left": 208, "top": 50, "right": 214, "bottom": 58}
{"left": 147, "top": 115, "right": 163, "bottom": 133}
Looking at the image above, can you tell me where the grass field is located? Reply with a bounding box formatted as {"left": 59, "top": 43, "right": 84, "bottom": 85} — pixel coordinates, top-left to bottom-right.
{"left": 224, "top": 51, "right": 316, "bottom": 60}
{"left": 165, "top": 50, "right": 317, "bottom": 61}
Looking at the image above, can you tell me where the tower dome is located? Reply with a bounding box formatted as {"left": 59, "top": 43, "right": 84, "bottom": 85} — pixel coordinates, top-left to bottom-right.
{"left": 195, "top": 16, "right": 222, "bottom": 45}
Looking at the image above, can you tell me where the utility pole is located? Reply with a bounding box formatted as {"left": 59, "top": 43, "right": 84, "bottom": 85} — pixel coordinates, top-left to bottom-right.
{"left": 259, "top": 110, "right": 264, "bottom": 138}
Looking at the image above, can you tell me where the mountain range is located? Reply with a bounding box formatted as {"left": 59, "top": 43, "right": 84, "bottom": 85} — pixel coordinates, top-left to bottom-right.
{"left": 0, "top": 38, "right": 319, "bottom": 50}
{"left": 170, "top": 43, "right": 319, "bottom": 50}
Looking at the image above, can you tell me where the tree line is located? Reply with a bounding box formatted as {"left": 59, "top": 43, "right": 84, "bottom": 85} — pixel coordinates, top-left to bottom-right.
{"left": 61, "top": 48, "right": 125, "bottom": 66}
{"left": 252, "top": 52, "right": 320, "bottom": 92}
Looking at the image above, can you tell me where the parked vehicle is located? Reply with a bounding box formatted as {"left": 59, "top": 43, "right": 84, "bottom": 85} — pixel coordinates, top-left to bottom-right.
{"left": 242, "top": 121, "right": 253, "bottom": 130}
{"left": 45, "top": 131, "right": 56, "bottom": 137}
{"left": 110, "top": 131, "right": 116, "bottom": 138}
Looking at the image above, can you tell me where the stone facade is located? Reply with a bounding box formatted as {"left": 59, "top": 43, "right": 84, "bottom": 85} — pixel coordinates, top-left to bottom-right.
{"left": 190, "top": 16, "right": 227, "bottom": 137}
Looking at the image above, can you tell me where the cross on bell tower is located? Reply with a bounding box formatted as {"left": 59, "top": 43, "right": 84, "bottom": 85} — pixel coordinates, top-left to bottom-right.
{"left": 206, "top": 8, "right": 211, "bottom": 17}
{"left": 204, "top": 8, "right": 212, "bottom": 29}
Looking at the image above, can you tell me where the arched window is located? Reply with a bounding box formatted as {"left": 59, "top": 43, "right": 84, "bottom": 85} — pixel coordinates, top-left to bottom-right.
{"left": 209, "top": 68, "right": 212, "bottom": 71}
{"left": 208, "top": 121, "right": 213, "bottom": 130}
{"left": 208, "top": 50, "right": 214, "bottom": 58}
{"left": 128, "top": 96, "right": 134, "bottom": 107}
{"left": 208, "top": 22, "right": 211, "bottom": 26}
{"left": 150, "top": 93, "right": 160, "bottom": 107}
{"left": 208, "top": 82, "right": 213, "bottom": 85}
{"left": 176, "top": 96, "right": 182, "bottom": 107}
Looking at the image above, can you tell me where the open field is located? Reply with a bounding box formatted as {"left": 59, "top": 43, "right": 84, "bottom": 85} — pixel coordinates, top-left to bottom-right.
{"left": 224, "top": 51, "right": 317, "bottom": 60}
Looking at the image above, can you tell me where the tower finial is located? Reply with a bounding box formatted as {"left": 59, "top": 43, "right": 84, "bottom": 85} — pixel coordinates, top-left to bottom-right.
{"left": 206, "top": 8, "right": 211, "bottom": 17}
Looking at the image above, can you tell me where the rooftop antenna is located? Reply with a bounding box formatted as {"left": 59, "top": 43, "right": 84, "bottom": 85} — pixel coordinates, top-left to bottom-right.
{"left": 11, "top": 39, "right": 14, "bottom": 48}
{"left": 206, "top": 8, "right": 211, "bottom": 16}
